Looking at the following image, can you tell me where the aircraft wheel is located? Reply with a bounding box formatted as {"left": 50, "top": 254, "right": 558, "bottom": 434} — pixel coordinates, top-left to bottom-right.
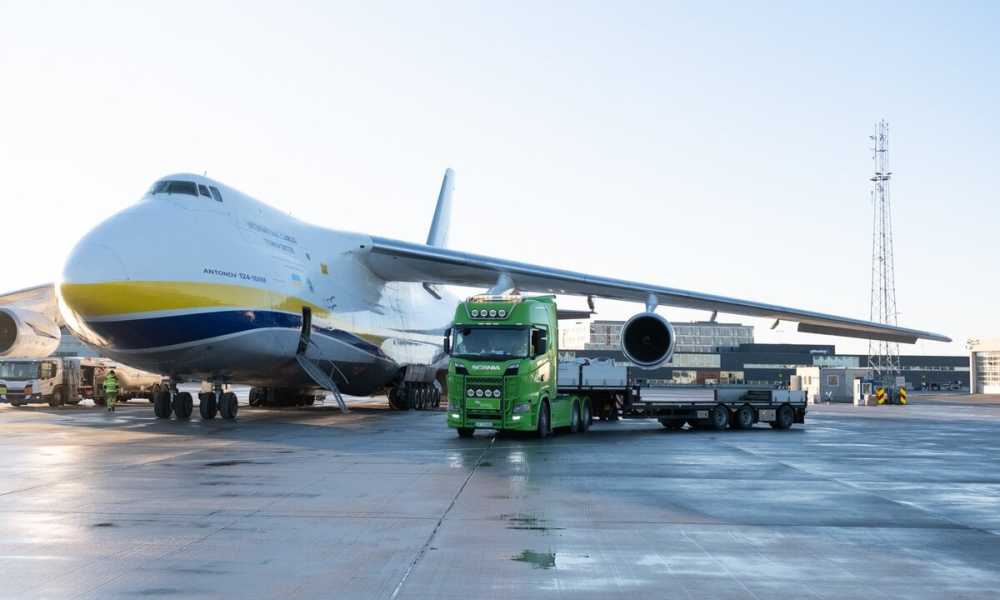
{"left": 199, "top": 393, "right": 217, "bottom": 420}
{"left": 433, "top": 388, "right": 442, "bottom": 408}
{"left": 732, "top": 405, "right": 754, "bottom": 430}
{"left": 173, "top": 392, "right": 193, "bottom": 420}
{"left": 248, "top": 388, "right": 261, "bottom": 407}
{"left": 219, "top": 392, "right": 238, "bottom": 420}
{"left": 388, "top": 387, "right": 406, "bottom": 410}
{"left": 152, "top": 391, "right": 172, "bottom": 419}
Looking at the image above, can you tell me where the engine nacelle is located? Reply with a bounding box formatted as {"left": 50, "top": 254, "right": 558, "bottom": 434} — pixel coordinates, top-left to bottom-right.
{"left": 620, "top": 312, "right": 676, "bottom": 369}
{"left": 0, "top": 308, "right": 61, "bottom": 358}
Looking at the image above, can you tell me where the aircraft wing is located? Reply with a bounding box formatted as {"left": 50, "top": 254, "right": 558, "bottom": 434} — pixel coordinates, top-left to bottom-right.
{"left": 364, "top": 237, "right": 950, "bottom": 344}
{"left": 0, "top": 283, "right": 61, "bottom": 323}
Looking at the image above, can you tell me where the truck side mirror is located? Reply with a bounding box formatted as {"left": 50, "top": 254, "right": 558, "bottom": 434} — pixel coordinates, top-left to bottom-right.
{"left": 442, "top": 328, "right": 451, "bottom": 355}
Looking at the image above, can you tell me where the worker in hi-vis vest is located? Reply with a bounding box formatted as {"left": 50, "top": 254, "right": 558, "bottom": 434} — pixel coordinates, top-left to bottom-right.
{"left": 104, "top": 370, "right": 119, "bottom": 412}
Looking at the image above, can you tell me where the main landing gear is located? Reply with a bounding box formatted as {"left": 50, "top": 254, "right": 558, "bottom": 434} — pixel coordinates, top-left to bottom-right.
{"left": 388, "top": 382, "right": 441, "bottom": 411}
{"left": 153, "top": 383, "right": 237, "bottom": 421}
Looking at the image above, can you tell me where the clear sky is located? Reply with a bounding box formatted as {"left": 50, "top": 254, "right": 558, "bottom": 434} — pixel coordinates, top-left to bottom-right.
{"left": 1, "top": 1, "right": 995, "bottom": 356}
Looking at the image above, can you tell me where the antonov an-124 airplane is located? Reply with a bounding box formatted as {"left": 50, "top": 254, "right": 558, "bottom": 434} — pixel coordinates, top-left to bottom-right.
{"left": 0, "top": 170, "right": 949, "bottom": 419}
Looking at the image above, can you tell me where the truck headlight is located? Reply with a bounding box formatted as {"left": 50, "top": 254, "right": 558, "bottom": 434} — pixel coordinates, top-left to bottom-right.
{"left": 475, "top": 389, "right": 484, "bottom": 397}
{"left": 512, "top": 403, "right": 531, "bottom": 414}
{"left": 467, "top": 389, "right": 475, "bottom": 397}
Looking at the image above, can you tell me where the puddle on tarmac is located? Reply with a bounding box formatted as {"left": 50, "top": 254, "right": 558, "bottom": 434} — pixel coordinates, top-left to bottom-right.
{"left": 202, "top": 460, "right": 270, "bottom": 468}
{"left": 512, "top": 550, "right": 556, "bottom": 569}
{"left": 500, "top": 513, "right": 563, "bottom": 531}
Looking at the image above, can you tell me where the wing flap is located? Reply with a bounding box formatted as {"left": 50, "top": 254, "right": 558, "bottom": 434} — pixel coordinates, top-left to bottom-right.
{"left": 365, "top": 237, "right": 950, "bottom": 344}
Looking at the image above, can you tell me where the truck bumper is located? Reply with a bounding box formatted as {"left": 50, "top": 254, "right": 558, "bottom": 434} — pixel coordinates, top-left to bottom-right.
{"left": 447, "top": 411, "right": 537, "bottom": 432}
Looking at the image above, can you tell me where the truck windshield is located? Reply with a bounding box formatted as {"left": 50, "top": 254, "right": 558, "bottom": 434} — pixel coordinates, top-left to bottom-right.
{"left": 453, "top": 327, "right": 529, "bottom": 359}
{"left": 0, "top": 362, "right": 40, "bottom": 380}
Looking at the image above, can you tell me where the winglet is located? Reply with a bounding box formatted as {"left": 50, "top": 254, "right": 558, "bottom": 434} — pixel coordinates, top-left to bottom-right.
{"left": 426, "top": 168, "right": 454, "bottom": 248}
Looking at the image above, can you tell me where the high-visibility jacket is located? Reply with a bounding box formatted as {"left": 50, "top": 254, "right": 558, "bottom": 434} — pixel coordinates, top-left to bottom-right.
{"left": 0, "top": 381, "right": 6, "bottom": 396}
{"left": 104, "top": 374, "right": 119, "bottom": 395}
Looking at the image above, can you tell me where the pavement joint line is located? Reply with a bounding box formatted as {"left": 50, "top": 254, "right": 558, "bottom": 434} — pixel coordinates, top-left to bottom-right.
{"left": 388, "top": 433, "right": 496, "bottom": 600}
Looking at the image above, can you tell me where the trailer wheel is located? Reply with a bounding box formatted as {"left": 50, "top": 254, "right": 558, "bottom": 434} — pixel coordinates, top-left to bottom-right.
{"left": 732, "top": 405, "right": 754, "bottom": 430}
{"left": 457, "top": 427, "right": 475, "bottom": 438}
{"left": 536, "top": 401, "right": 551, "bottom": 439}
{"left": 569, "top": 401, "right": 581, "bottom": 434}
{"left": 709, "top": 405, "right": 730, "bottom": 431}
{"left": 580, "top": 400, "right": 591, "bottom": 432}
{"left": 770, "top": 404, "right": 795, "bottom": 430}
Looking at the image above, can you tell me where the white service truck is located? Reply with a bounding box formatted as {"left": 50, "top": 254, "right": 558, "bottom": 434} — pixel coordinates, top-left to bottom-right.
{"left": 0, "top": 357, "right": 165, "bottom": 407}
{"left": 557, "top": 357, "right": 807, "bottom": 430}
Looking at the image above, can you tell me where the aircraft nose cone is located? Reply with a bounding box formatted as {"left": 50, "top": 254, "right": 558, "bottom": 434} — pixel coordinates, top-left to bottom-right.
{"left": 58, "top": 217, "right": 133, "bottom": 326}
{"left": 62, "top": 240, "right": 130, "bottom": 285}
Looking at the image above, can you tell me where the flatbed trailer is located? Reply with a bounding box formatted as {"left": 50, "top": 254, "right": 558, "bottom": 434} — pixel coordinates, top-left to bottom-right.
{"left": 558, "top": 358, "right": 807, "bottom": 430}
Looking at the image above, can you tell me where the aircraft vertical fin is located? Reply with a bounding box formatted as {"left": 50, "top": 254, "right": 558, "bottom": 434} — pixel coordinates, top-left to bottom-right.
{"left": 426, "top": 168, "right": 454, "bottom": 248}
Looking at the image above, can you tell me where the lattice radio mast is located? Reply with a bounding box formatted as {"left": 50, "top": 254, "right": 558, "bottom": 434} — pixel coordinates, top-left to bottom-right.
{"left": 868, "top": 119, "right": 900, "bottom": 383}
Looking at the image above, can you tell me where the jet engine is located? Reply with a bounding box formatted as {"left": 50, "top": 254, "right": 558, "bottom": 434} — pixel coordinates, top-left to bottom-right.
{"left": 620, "top": 312, "right": 676, "bottom": 369}
{"left": 0, "top": 308, "right": 61, "bottom": 358}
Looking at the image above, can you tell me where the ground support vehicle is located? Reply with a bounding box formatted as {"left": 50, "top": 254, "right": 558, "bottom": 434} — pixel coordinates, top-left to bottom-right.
{"left": 445, "top": 295, "right": 589, "bottom": 438}
{"left": 559, "top": 357, "right": 807, "bottom": 430}
{"left": 0, "top": 357, "right": 165, "bottom": 407}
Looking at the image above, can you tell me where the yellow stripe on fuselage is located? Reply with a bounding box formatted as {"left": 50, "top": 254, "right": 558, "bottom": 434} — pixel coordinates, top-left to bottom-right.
{"left": 59, "top": 281, "right": 329, "bottom": 318}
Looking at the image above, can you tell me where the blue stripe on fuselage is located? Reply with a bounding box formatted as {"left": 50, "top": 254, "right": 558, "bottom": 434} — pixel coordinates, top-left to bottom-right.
{"left": 85, "top": 310, "right": 386, "bottom": 358}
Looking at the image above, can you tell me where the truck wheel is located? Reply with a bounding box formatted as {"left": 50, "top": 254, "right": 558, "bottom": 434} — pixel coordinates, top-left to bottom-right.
{"left": 709, "top": 405, "right": 730, "bottom": 431}
{"left": 569, "top": 401, "right": 581, "bottom": 434}
{"left": 172, "top": 392, "right": 193, "bottom": 420}
{"left": 580, "top": 401, "right": 591, "bottom": 432}
{"left": 536, "top": 402, "right": 550, "bottom": 439}
{"left": 48, "top": 386, "right": 64, "bottom": 407}
{"left": 732, "top": 405, "right": 754, "bottom": 430}
{"left": 199, "top": 393, "right": 217, "bottom": 419}
{"left": 152, "top": 391, "right": 172, "bottom": 419}
{"left": 457, "top": 427, "right": 475, "bottom": 438}
{"left": 770, "top": 404, "right": 795, "bottom": 430}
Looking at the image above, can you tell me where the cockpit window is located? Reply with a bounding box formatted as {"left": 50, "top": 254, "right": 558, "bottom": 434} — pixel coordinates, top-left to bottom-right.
{"left": 149, "top": 179, "right": 222, "bottom": 201}
{"left": 166, "top": 181, "right": 198, "bottom": 196}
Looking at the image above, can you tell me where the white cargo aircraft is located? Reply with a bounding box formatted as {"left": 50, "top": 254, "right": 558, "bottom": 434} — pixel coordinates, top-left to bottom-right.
{"left": 0, "top": 170, "right": 949, "bottom": 419}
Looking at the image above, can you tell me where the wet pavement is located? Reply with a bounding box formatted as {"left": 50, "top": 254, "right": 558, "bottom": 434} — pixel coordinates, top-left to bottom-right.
{"left": 1, "top": 393, "right": 999, "bottom": 599}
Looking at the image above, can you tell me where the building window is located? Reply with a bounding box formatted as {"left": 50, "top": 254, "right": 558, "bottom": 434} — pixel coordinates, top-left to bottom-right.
{"left": 827, "top": 375, "right": 840, "bottom": 386}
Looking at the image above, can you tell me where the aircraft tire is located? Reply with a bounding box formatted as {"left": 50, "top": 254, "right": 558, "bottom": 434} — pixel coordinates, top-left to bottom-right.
{"left": 433, "top": 388, "right": 442, "bottom": 408}
{"left": 199, "top": 393, "right": 217, "bottom": 420}
{"left": 173, "top": 392, "right": 193, "bottom": 420}
{"left": 219, "top": 392, "right": 238, "bottom": 420}
{"left": 152, "top": 392, "right": 172, "bottom": 419}
{"left": 388, "top": 388, "right": 406, "bottom": 410}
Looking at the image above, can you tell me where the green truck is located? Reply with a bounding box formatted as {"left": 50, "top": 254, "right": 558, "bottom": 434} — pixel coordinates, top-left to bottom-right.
{"left": 444, "top": 294, "right": 589, "bottom": 438}
{"left": 444, "top": 294, "right": 807, "bottom": 438}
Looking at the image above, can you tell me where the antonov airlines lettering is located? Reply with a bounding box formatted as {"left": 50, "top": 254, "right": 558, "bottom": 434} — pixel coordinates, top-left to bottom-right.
{"left": 0, "top": 170, "right": 949, "bottom": 418}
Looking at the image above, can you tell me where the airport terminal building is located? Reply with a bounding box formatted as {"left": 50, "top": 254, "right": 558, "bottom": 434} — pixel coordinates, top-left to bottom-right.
{"left": 970, "top": 339, "right": 1000, "bottom": 394}
{"left": 560, "top": 320, "right": 969, "bottom": 392}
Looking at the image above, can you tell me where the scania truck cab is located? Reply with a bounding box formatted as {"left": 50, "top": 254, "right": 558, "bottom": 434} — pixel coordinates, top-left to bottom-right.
{"left": 444, "top": 295, "right": 589, "bottom": 438}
